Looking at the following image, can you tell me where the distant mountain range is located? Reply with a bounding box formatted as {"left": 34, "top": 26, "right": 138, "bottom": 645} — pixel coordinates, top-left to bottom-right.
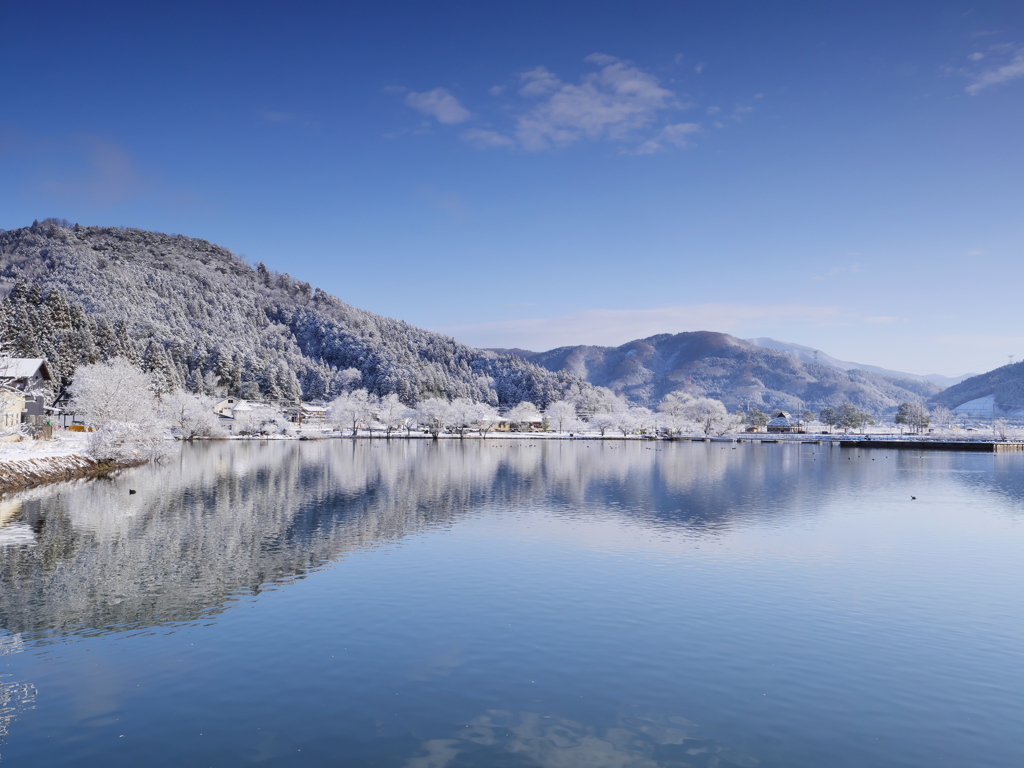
{"left": 490, "top": 331, "right": 942, "bottom": 415}
{"left": 0, "top": 219, "right": 984, "bottom": 418}
{"left": 745, "top": 338, "right": 973, "bottom": 389}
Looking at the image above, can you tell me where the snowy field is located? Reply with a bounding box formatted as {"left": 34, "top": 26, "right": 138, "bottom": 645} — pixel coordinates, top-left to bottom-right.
{"left": 0, "top": 430, "right": 91, "bottom": 461}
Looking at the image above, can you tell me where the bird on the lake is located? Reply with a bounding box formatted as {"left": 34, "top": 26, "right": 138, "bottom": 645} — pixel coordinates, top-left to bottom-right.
{"left": 911, "top": 496, "right": 917, "bottom": 500}
{"left": 129, "top": 489, "right": 136, "bottom": 495}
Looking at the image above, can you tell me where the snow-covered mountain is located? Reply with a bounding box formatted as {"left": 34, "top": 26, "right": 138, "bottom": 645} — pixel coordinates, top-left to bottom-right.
{"left": 502, "top": 332, "right": 942, "bottom": 415}
{"left": 930, "top": 361, "right": 1024, "bottom": 415}
{"left": 0, "top": 220, "right": 592, "bottom": 407}
{"left": 745, "top": 337, "right": 972, "bottom": 388}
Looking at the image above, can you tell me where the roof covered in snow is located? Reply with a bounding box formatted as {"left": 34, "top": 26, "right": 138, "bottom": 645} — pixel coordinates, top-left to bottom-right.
{"left": 0, "top": 358, "right": 51, "bottom": 382}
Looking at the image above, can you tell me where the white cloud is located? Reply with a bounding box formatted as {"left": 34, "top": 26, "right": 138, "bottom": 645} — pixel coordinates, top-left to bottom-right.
{"left": 400, "top": 54, "right": 714, "bottom": 154}
{"left": 404, "top": 88, "right": 472, "bottom": 124}
{"left": 966, "top": 45, "right": 1024, "bottom": 94}
{"left": 512, "top": 54, "right": 682, "bottom": 151}
{"left": 969, "top": 52, "right": 985, "bottom": 62}
{"left": 436, "top": 303, "right": 842, "bottom": 351}
{"left": 635, "top": 122, "right": 700, "bottom": 154}
{"left": 694, "top": 62, "right": 705, "bottom": 74}
{"left": 462, "top": 128, "right": 516, "bottom": 149}
{"left": 518, "top": 66, "right": 562, "bottom": 96}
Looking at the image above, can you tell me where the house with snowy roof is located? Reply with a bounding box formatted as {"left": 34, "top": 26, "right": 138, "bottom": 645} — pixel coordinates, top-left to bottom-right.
{"left": 766, "top": 410, "right": 799, "bottom": 433}
{"left": 0, "top": 357, "right": 53, "bottom": 433}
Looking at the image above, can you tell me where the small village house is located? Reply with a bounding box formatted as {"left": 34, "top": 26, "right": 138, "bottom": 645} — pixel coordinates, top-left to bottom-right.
{"left": 766, "top": 410, "right": 801, "bottom": 434}
{"left": 0, "top": 358, "right": 53, "bottom": 436}
{"left": 286, "top": 404, "right": 328, "bottom": 425}
{"left": 212, "top": 397, "right": 252, "bottom": 420}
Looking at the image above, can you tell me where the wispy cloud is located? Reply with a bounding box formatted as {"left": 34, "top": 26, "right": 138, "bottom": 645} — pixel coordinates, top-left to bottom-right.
{"left": 404, "top": 88, "right": 472, "bottom": 124}
{"left": 417, "top": 185, "right": 468, "bottom": 219}
{"left": 965, "top": 44, "right": 1024, "bottom": 94}
{"left": 812, "top": 263, "right": 862, "bottom": 281}
{"left": 512, "top": 54, "right": 682, "bottom": 150}
{"left": 635, "top": 122, "right": 701, "bottom": 154}
{"left": 259, "top": 109, "right": 294, "bottom": 123}
{"left": 436, "top": 303, "right": 842, "bottom": 351}
{"left": 38, "top": 136, "right": 143, "bottom": 205}
{"left": 397, "top": 54, "right": 727, "bottom": 154}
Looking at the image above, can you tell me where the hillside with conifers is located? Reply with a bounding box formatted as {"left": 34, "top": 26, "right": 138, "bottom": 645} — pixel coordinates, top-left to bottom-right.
{"left": 0, "top": 219, "right": 592, "bottom": 408}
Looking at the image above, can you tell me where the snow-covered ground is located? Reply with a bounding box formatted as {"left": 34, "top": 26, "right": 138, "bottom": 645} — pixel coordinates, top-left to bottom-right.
{"left": 0, "top": 430, "right": 91, "bottom": 461}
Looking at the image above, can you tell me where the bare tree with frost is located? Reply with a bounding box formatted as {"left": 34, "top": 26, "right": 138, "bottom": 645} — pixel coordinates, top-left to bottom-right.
{"left": 160, "top": 391, "right": 223, "bottom": 440}
{"left": 69, "top": 358, "right": 168, "bottom": 461}
{"left": 544, "top": 400, "right": 577, "bottom": 433}
{"left": 685, "top": 397, "right": 729, "bottom": 436}
{"left": 507, "top": 401, "right": 541, "bottom": 431}
{"left": 329, "top": 389, "right": 378, "bottom": 435}
{"left": 414, "top": 398, "right": 451, "bottom": 439}
{"left": 376, "top": 394, "right": 411, "bottom": 438}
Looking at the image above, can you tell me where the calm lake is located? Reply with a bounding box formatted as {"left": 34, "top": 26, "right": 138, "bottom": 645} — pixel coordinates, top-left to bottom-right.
{"left": 1, "top": 439, "right": 1023, "bottom": 767}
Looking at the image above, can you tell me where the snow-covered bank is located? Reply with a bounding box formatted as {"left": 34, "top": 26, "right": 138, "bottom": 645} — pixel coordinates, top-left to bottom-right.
{"left": 0, "top": 432, "right": 142, "bottom": 495}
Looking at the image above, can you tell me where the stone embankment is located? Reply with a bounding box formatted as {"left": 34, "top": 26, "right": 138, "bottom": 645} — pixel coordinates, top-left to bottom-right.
{"left": 0, "top": 454, "right": 135, "bottom": 495}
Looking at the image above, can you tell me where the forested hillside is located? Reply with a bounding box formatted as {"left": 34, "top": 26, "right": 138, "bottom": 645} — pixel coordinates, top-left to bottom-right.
{"left": 0, "top": 220, "right": 590, "bottom": 407}
{"left": 511, "top": 331, "right": 941, "bottom": 414}
{"left": 929, "top": 361, "right": 1024, "bottom": 413}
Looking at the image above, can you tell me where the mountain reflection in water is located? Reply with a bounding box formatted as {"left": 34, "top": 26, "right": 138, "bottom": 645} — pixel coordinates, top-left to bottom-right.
{"left": 2, "top": 439, "right": 1024, "bottom": 768}
{"left": 1, "top": 439, "right": 1022, "bottom": 641}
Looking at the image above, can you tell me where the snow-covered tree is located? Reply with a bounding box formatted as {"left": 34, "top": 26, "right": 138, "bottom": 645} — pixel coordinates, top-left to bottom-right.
{"left": 630, "top": 406, "right": 657, "bottom": 435}
{"left": 930, "top": 406, "right": 953, "bottom": 430}
{"left": 70, "top": 358, "right": 158, "bottom": 427}
{"left": 744, "top": 406, "right": 770, "bottom": 430}
{"left": 544, "top": 400, "right": 577, "bottom": 433}
{"left": 414, "top": 398, "right": 451, "bottom": 438}
{"left": 447, "top": 398, "right": 480, "bottom": 438}
{"left": 658, "top": 391, "right": 697, "bottom": 434}
{"left": 69, "top": 358, "right": 167, "bottom": 461}
{"left": 329, "top": 389, "right": 378, "bottom": 435}
{"left": 612, "top": 408, "right": 638, "bottom": 437}
{"left": 587, "top": 412, "right": 616, "bottom": 437}
{"left": 160, "top": 391, "right": 223, "bottom": 440}
{"left": 819, "top": 407, "right": 838, "bottom": 433}
{"left": 895, "top": 402, "right": 929, "bottom": 434}
{"left": 838, "top": 402, "right": 871, "bottom": 433}
{"left": 473, "top": 402, "right": 501, "bottom": 436}
{"left": 336, "top": 367, "right": 362, "bottom": 393}
{"left": 507, "top": 401, "right": 541, "bottom": 430}
{"left": 376, "top": 394, "right": 411, "bottom": 438}
{"left": 685, "top": 397, "right": 728, "bottom": 436}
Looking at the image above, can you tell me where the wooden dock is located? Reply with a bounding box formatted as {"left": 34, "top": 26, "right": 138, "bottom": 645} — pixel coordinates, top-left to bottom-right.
{"left": 838, "top": 440, "right": 1024, "bottom": 453}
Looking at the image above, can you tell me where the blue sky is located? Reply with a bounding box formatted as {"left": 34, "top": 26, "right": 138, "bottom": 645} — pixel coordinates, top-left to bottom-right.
{"left": 2, "top": 1, "right": 1022, "bottom": 376}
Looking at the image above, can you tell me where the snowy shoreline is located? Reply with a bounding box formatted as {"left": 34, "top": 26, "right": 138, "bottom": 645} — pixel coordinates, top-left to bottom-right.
{"left": 0, "top": 452, "right": 144, "bottom": 496}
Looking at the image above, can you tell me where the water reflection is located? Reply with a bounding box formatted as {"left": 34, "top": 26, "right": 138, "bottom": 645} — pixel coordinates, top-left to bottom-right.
{"left": 0, "top": 633, "right": 35, "bottom": 761}
{"left": 406, "top": 710, "right": 758, "bottom": 768}
{"left": 0, "top": 440, "right": 1017, "bottom": 641}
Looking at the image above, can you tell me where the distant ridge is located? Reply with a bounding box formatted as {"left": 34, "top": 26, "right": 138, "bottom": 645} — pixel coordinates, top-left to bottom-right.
{"left": 745, "top": 337, "right": 972, "bottom": 389}
{"left": 494, "top": 331, "right": 941, "bottom": 415}
{"left": 930, "top": 361, "right": 1024, "bottom": 415}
